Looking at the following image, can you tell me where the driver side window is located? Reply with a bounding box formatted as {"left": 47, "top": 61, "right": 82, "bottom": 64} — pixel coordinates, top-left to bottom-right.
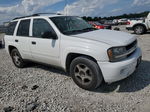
{"left": 32, "top": 19, "right": 56, "bottom": 38}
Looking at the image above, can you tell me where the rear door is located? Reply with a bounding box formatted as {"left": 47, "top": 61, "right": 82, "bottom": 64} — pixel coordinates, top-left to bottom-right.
{"left": 29, "top": 18, "right": 60, "bottom": 66}
{"left": 14, "top": 19, "right": 32, "bottom": 59}
{"left": 4, "top": 21, "right": 18, "bottom": 50}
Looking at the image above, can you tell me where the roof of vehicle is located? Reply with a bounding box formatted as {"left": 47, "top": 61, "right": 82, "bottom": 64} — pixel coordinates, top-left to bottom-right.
{"left": 12, "top": 13, "right": 65, "bottom": 21}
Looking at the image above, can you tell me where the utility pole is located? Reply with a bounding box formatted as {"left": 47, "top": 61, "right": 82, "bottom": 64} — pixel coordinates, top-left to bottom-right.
{"left": 65, "top": 0, "right": 68, "bottom": 16}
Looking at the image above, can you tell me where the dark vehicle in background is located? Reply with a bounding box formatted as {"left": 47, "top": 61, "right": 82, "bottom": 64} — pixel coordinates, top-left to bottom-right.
{"left": 100, "top": 20, "right": 118, "bottom": 26}
{"left": 0, "top": 34, "right": 4, "bottom": 48}
{"left": 88, "top": 21, "right": 112, "bottom": 29}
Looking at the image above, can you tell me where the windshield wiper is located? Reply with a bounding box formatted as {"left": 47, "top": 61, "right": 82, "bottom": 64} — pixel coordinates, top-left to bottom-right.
{"left": 81, "top": 27, "right": 97, "bottom": 31}
{"left": 63, "top": 27, "right": 97, "bottom": 35}
{"left": 63, "top": 29, "right": 86, "bottom": 34}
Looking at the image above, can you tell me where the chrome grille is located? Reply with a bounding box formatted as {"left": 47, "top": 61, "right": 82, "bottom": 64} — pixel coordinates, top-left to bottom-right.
{"left": 125, "top": 40, "right": 137, "bottom": 56}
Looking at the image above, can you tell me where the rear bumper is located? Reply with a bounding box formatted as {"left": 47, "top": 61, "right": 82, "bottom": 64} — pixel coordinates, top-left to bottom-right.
{"left": 98, "top": 47, "right": 142, "bottom": 83}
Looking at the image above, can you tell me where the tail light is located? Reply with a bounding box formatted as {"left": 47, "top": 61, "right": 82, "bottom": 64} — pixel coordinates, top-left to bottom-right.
{"left": 126, "top": 21, "right": 130, "bottom": 25}
{"left": 95, "top": 25, "right": 98, "bottom": 29}
{"left": 95, "top": 25, "right": 104, "bottom": 29}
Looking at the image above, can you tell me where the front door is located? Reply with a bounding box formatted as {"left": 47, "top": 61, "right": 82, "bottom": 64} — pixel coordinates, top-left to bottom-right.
{"left": 29, "top": 18, "right": 60, "bottom": 66}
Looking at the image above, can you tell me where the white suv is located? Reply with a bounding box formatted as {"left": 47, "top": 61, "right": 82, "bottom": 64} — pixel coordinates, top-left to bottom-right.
{"left": 5, "top": 13, "right": 142, "bottom": 90}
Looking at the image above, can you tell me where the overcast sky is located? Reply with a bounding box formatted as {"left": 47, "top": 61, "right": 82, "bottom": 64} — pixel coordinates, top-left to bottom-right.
{"left": 0, "top": 0, "right": 150, "bottom": 24}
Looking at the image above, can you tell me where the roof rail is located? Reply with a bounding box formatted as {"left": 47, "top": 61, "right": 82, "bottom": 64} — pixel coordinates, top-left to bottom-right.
{"left": 32, "top": 13, "right": 62, "bottom": 16}
{"left": 13, "top": 14, "right": 38, "bottom": 20}
{"left": 13, "top": 12, "right": 62, "bottom": 20}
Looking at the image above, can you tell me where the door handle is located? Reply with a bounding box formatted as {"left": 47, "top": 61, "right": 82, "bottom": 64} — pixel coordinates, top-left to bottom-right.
{"left": 15, "top": 39, "right": 19, "bottom": 42}
{"left": 32, "top": 41, "right": 36, "bottom": 45}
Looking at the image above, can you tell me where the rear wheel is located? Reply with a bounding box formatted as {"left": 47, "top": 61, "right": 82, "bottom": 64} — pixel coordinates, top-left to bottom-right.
{"left": 11, "top": 49, "right": 25, "bottom": 68}
{"left": 70, "top": 56, "right": 103, "bottom": 90}
{"left": 134, "top": 25, "right": 146, "bottom": 35}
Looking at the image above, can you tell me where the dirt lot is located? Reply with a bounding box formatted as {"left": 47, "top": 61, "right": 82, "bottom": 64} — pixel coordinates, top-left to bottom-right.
{"left": 0, "top": 26, "right": 150, "bottom": 112}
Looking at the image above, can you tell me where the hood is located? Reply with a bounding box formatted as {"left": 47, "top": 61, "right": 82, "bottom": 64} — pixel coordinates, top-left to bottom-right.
{"left": 72, "top": 30, "right": 136, "bottom": 46}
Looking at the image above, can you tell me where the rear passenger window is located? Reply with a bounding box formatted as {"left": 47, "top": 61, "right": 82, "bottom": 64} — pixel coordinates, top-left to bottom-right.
{"left": 17, "top": 19, "right": 30, "bottom": 36}
{"left": 6, "top": 21, "right": 18, "bottom": 35}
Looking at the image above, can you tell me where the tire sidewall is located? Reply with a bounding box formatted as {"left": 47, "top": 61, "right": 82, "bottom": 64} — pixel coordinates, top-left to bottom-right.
{"left": 11, "top": 49, "right": 24, "bottom": 68}
{"left": 70, "top": 57, "right": 103, "bottom": 90}
{"left": 134, "top": 25, "right": 145, "bottom": 35}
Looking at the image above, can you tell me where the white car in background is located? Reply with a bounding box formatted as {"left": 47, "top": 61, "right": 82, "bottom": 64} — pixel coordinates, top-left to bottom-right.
{"left": 118, "top": 19, "right": 128, "bottom": 25}
{"left": 4, "top": 13, "right": 142, "bottom": 90}
{"left": 126, "top": 12, "right": 150, "bottom": 34}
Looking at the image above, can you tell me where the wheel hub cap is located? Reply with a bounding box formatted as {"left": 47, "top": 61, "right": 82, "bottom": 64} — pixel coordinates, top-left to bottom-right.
{"left": 13, "top": 52, "right": 21, "bottom": 66}
{"left": 74, "top": 64, "right": 93, "bottom": 85}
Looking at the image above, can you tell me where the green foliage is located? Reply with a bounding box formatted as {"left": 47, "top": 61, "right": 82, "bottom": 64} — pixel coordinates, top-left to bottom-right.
{"left": 82, "top": 11, "right": 149, "bottom": 21}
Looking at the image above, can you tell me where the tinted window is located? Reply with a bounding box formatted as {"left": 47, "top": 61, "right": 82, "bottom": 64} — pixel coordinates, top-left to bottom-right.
{"left": 17, "top": 19, "right": 30, "bottom": 36}
{"left": 6, "top": 21, "right": 18, "bottom": 35}
{"left": 50, "top": 16, "right": 95, "bottom": 35}
{"left": 33, "top": 19, "right": 55, "bottom": 38}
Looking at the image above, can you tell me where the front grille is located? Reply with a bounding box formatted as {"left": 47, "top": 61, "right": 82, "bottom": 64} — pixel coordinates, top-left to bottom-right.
{"left": 125, "top": 40, "right": 137, "bottom": 57}
{"left": 126, "top": 40, "right": 137, "bottom": 50}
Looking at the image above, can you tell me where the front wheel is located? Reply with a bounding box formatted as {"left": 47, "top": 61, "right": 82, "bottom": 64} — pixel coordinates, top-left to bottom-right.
{"left": 11, "top": 49, "right": 25, "bottom": 68}
{"left": 134, "top": 25, "right": 146, "bottom": 35}
{"left": 70, "top": 56, "right": 103, "bottom": 90}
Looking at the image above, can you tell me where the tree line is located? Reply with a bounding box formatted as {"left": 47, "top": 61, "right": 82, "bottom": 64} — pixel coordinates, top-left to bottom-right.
{"left": 82, "top": 11, "right": 149, "bottom": 21}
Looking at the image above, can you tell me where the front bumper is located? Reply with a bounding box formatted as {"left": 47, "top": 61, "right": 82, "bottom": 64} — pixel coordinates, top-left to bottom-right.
{"left": 126, "top": 27, "right": 133, "bottom": 31}
{"left": 98, "top": 47, "right": 142, "bottom": 83}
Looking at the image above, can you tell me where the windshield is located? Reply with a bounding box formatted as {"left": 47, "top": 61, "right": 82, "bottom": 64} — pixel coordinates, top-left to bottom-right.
{"left": 50, "top": 16, "right": 97, "bottom": 35}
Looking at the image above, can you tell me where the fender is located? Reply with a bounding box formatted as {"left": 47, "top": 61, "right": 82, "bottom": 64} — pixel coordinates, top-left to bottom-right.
{"left": 60, "top": 45, "right": 109, "bottom": 70}
{"left": 133, "top": 23, "right": 147, "bottom": 30}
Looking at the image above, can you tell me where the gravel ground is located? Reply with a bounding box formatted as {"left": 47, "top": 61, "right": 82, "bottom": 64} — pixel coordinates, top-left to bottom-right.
{"left": 0, "top": 26, "right": 150, "bottom": 112}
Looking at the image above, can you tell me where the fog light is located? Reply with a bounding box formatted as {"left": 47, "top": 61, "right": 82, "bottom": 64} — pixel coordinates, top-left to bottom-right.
{"left": 120, "top": 68, "right": 129, "bottom": 76}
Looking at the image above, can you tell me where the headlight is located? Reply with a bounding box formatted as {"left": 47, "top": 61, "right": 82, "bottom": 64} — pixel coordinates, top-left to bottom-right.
{"left": 107, "top": 47, "right": 127, "bottom": 62}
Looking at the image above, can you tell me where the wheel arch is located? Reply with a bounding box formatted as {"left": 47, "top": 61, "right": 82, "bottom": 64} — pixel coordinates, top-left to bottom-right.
{"left": 65, "top": 53, "right": 98, "bottom": 74}
{"left": 133, "top": 23, "right": 147, "bottom": 31}
{"left": 8, "top": 45, "right": 17, "bottom": 55}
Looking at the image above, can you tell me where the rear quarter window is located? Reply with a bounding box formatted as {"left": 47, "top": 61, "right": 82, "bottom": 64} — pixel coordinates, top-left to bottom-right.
{"left": 6, "top": 21, "right": 18, "bottom": 35}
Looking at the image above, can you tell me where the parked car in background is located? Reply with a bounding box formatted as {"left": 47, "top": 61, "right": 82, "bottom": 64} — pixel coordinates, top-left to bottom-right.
{"left": 112, "top": 19, "right": 119, "bottom": 25}
{"left": 5, "top": 13, "right": 142, "bottom": 90}
{"left": 103, "top": 20, "right": 118, "bottom": 26}
{"left": 88, "top": 21, "right": 112, "bottom": 29}
{"left": 127, "top": 18, "right": 144, "bottom": 21}
{"left": 126, "top": 12, "right": 150, "bottom": 34}
{"left": 118, "top": 19, "right": 128, "bottom": 25}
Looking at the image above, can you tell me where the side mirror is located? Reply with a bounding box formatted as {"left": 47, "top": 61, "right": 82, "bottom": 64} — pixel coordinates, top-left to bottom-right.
{"left": 42, "top": 31, "right": 58, "bottom": 39}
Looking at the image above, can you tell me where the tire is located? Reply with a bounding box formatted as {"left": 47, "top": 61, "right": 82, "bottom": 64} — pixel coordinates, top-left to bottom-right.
{"left": 11, "top": 49, "right": 25, "bottom": 68}
{"left": 134, "top": 25, "right": 145, "bottom": 35}
{"left": 0, "top": 42, "right": 2, "bottom": 48}
{"left": 70, "top": 56, "right": 103, "bottom": 90}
